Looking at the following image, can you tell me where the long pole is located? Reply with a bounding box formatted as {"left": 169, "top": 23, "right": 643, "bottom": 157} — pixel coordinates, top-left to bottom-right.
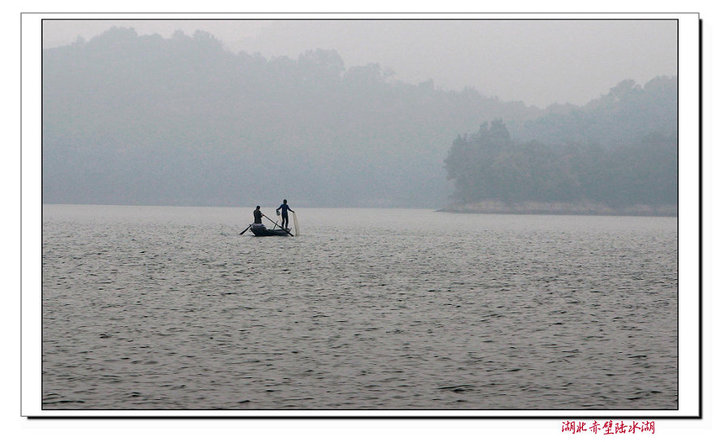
{"left": 262, "top": 214, "right": 294, "bottom": 236}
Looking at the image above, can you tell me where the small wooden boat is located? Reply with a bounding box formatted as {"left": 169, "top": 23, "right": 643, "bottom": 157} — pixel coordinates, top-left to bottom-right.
{"left": 250, "top": 223, "right": 291, "bottom": 237}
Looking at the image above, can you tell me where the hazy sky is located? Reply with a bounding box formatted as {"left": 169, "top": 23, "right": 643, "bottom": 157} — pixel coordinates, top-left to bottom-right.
{"left": 43, "top": 19, "right": 677, "bottom": 108}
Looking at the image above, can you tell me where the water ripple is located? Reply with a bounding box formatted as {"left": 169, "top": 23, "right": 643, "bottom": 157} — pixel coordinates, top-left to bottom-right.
{"left": 43, "top": 206, "right": 677, "bottom": 410}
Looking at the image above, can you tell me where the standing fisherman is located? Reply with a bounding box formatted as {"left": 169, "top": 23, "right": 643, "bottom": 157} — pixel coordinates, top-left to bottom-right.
{"left": 276, "top": 199, "right": 295, "bottom": 230}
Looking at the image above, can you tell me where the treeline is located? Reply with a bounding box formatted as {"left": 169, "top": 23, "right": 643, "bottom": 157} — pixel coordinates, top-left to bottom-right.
{"left": 445, "top": 119, "right": 677, "bottom": 209}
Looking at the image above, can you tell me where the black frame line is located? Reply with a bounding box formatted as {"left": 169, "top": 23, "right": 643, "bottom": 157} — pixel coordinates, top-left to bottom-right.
{"left": 26, "top": 12, "right": 700, "bottom": 419}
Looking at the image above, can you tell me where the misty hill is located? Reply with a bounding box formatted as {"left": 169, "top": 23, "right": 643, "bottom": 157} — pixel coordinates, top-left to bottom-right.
{"left": 43, "top": 27, "right": 543, "bottom": 208}
{"left": 444, "top": 76, "right": 677, "bottom": 214}
{"left": 516, "top": 76, "right": 677, "bottom": 147}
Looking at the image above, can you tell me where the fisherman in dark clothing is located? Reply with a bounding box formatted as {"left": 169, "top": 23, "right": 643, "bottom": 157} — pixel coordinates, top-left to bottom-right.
{"left": 253, "top": 206, "right": 263, "bottom": 224}
{"left": 276, "top": 199, "right": 295, "bottom": 230}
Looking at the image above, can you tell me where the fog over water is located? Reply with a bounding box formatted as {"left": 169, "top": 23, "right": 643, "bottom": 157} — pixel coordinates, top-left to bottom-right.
{"left": 40, "top": 19, "right": 680, "bottom": 412}
{"left": 42, "top": 19, "right": 678, "bottom": 210}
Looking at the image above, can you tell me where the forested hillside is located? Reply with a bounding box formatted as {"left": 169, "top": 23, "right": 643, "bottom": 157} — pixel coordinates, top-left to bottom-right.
{"left": 444, "top": 78, "right": 677, "bottom": 214}
{"left": 43, "top": 28, "right": 539, "bottom": 207}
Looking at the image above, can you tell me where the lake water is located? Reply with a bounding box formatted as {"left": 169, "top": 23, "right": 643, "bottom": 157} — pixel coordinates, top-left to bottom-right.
{"left": 42, "top": 205, "right": 678, "bottom": 410}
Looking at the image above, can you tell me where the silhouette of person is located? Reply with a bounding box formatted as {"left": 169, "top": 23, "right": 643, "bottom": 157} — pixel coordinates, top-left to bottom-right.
{"left": 253, "top": 206, "right": 263, "bottom": 224}
{"left": 276, "top": 199, "right": 295, "bottom": 230}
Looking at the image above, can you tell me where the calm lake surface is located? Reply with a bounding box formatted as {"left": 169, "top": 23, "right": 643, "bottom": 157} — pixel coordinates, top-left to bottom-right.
{"left": 42, "top": 205, "right": 678, "bottom": 410}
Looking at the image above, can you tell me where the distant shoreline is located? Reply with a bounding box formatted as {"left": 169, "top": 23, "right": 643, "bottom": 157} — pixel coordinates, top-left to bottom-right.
{"left": 438, "top": 201, "right": 678, "bottom": 217}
